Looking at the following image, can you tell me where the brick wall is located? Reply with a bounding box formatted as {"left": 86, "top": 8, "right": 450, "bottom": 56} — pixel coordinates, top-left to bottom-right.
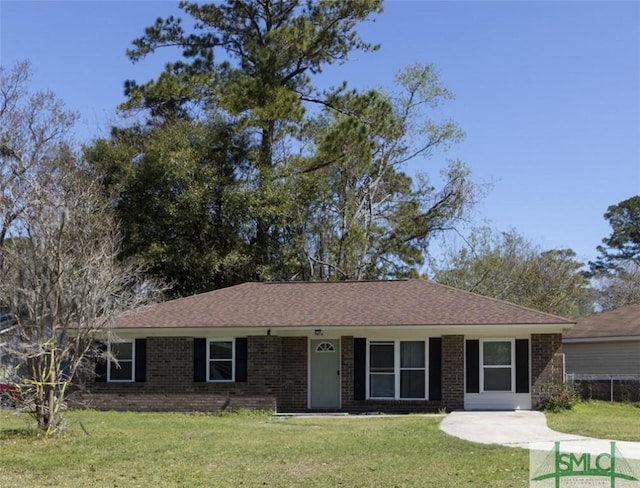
{"left": 344, "top": 400, "right": 443, "bottom": 414}
{"left": 147, "top": 336, "right": 192, "bottom": 390}
{"left": 278, "top": 336, "right": 307, "bottom": 412}
{"left": 71, "top": 392, "right": 276, "bottom": 412}
{"left": 531, "top": 333, "right": 563, "bottom": 408}
{"left": 247, "top": 335, "right": 281, "bottom": 398}
{"left": 441, "top": 335, "right": 464, "bottom": 410}
{"left": 72, "top": 332, "right": 562, "bottom": 413}
{"left": 72, "top": 336, "right": 278, "bottom": 412}
{"left": 340, "top": 336, "right": 354, "bottom": 408}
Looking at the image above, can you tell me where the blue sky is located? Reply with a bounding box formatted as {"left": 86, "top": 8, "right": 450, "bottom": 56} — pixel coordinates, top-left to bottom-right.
{"left": 1, "top": 1, "right": 639, "bottom": 267}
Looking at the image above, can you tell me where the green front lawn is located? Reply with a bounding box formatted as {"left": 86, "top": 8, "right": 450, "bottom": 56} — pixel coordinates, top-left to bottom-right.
{"left": 545, "top": 401, "right": 640, "bottom": 441}
{"left": 0, "top": 410, "right": 528, "bottom": 487}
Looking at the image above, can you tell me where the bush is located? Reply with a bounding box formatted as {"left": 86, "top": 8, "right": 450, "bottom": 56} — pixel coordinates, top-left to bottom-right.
{"left": 538, "top": 382, "right": 580, "bottom": 412}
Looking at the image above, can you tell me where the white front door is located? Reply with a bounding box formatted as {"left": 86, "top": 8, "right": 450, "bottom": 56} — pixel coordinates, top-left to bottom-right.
{"left": 309, "top": 339, "right": 341, "bottom": 409}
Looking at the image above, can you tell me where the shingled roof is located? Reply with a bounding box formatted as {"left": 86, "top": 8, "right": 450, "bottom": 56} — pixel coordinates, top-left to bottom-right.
{"left": 114, "top": 280, "right": 572, "bottom": 329}
{"left": 564, "top": 304, "right": 640, "bottom": 339}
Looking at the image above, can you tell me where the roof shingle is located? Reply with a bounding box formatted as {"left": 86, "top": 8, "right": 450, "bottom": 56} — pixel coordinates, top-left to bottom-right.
{"left": 114, "top": 280, "right": 572, "bottom": 329}
{"left": 564, "top": 304, "right": 640, "bottom": 339}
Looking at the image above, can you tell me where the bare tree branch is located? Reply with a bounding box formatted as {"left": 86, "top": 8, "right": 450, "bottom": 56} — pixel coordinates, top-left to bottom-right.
{"left": 0, "top": 62, "right": 164, "bottom": 435}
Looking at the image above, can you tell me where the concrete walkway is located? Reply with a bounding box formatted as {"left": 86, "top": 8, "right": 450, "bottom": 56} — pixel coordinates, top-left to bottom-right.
{"left": 439, "top": 411, "right": 640, "bottom": 460}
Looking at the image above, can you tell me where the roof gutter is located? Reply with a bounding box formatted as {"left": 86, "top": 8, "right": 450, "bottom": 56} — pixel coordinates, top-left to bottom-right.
{"left": 104, "top": 322, "right": 572, "bottom": 338}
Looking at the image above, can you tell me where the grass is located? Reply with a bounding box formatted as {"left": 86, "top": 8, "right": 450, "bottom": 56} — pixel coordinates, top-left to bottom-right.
{"left": 545, "top": 400, "right": 640, "bottom": 441}
{"left": 0, "top": 409, "right": 530, "bottom": 487}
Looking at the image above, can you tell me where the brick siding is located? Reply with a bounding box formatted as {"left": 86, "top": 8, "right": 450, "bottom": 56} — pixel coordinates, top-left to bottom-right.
{"left": 247, "top": 335, "right": 281, "bottom": 398}
{"left": 72, "top": 332, "right": 563, "bottom": 413}
{"left": 530, "top": 333, "right": 564, "bottom": 408}
{"left": 441, "top": 335, "right": 464, "bottom": 410}
{"left": 278, "top": 337, "right": 307, "bottom": 412}
{"left": 72, "top": 336, "right": 279, "bottom": 412}
{"left": 71, "top": 392, "right": 276, "bottom": 412}
{"left": 340, "top": 336, "right": 354, "bottom": 408}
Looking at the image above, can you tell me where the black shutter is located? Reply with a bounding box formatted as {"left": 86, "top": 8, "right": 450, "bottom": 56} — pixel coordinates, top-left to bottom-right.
{"left": 235, "top": 338, "right": 248, "bottom": 382}
{"left": 94, "top": 342, "right": 107, "bottom": 382}
{"left": 465, "top": 339, "right": 480, "bottom": 394}
{"left": 193, "top": 338, "right": 207, "bottom": 382}
{"left": 134, "top": 339, "right": 147, "bottom": 382}
{"left": 353, "top": 338, "right": 366, "bottom": 401}
{"left": 515, "top": 339, "right": 530, "bottom": 394}
{"left": 428, "top": 338, "right": 442, "bottom": 401}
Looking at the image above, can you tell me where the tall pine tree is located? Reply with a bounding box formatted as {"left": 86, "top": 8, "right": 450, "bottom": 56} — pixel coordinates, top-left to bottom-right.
{"left": 90, "top": 1, "right": 479, "bottom": 293}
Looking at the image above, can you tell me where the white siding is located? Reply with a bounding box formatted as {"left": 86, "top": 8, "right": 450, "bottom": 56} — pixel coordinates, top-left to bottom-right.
{"left": 564, "top": 341, "right": 640, "bottom": 375}
{"left": 464, "top": 393, "right": 531, "bottom": 410}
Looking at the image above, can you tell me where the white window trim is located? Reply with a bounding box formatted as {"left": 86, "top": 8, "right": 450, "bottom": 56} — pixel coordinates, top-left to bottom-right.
{"left": 207, "top": 338, "right": 235, "bottom": 383}
{"left": 368, "top": 341, "right": 395, "bottom": 400}
{"left": 107, "top": 339, "right": 135, "bottom": 383}
{"left": 480, "top": 338, "right": 515, "bottom": 393}
{"left": 366, "top": 339, "right": 428, "bottom": 400}
{"left": 315, "top": 342, "right": 336, "bottom": 353}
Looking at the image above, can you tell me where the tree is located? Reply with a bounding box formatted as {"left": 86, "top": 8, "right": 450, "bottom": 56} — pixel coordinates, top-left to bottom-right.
{"left": 87, "top": 118, "right": 255, "bottom": 297}
{"left": 589, "top": 195, "right": 640, "bottom": 310}
{"left": 0, "top": 62, "right": 161, "bottom": 435}
{"left": 592, "top": 261, "right": 640, "bottom": 311}
{"left": 293, "top": 64, "right": 475, "bottom": 279}
{"left": 589, "top": 195, "right": 640, "bottom": 274}
{"left": 122, "top": 0, "right": 383, "bottom": 281}
{"left": 97, "top": 0, "right": 478, "bottom": 289}
{"left": 432, "top": 228, "right": 593, "bottom": 318}
{"left": 0, "top": 61, "right": 77, "bottom": 252}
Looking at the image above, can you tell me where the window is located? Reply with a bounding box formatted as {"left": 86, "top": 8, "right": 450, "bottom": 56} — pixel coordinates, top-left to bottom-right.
{"left": 481, "top": 340, "right": 513, "bottom": 392}
{"left": 369, "top": 341, "right": 426, "bottom": 399}
{"left": 208, "top": 339, "right": 234, "bottom": 382}
{"left": 315, "top": 342, "right": 336, "bottom": 352}
{"left": 400, "top": 341, "right": 426, "bottom": 399}
{"left": 107, "top": 340, "right": 134, "bottom": 382}
{"left": 194, "top": 338, "right": 247, "bottom": 383}
{"left": 370, "top": 342, "right": 395, "bottom": 397}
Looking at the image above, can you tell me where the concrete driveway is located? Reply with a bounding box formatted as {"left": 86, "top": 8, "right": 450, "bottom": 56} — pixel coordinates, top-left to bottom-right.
{"left": 439, "top": 411, "right": 640, "bottom": 460}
